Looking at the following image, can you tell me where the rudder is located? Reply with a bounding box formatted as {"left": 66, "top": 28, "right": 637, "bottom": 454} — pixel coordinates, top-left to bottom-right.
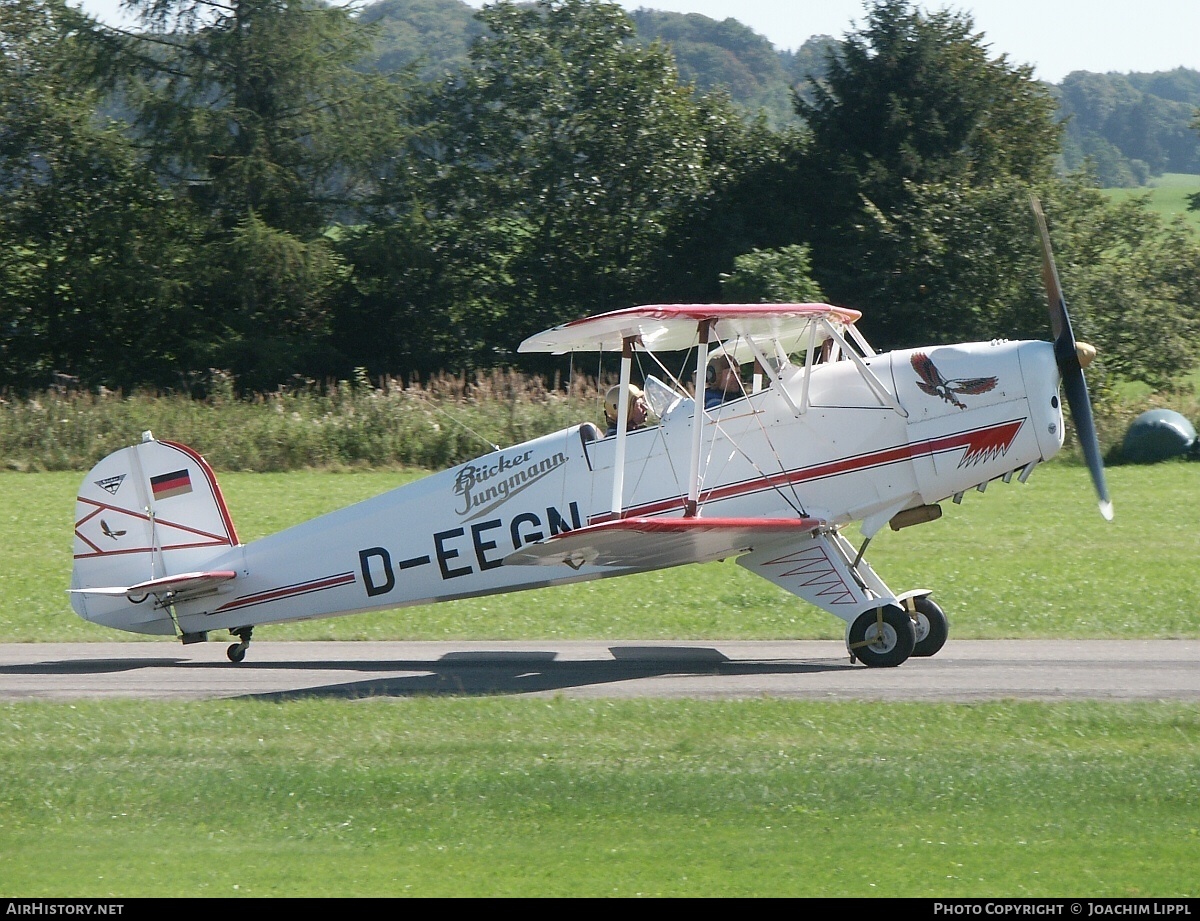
{"left": 71, "top": 433, "right": 240, "bottom": 634}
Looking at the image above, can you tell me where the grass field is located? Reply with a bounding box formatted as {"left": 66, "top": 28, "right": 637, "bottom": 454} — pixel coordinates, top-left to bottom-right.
{"left": 2, "top": 698, "right": 1198, "bottom": 897}
{"left": 1102, "top": 172, "right": 1200, "bottom": 232}
{"left": 3, "top": 460, "right": 1199, "bottom": 897}
{"left": 7, "top": 460, "right": 1198, "bottom": 644}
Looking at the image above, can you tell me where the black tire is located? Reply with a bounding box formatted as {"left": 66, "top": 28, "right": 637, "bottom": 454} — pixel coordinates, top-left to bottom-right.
{"left": 227, "top": 643, "right": 247, "bottom": 663}
{"left": 847, "top": 605, "right": 915, "bottom": 668}
{"left": 911, "top": 596, "right": 949, "bottom": 658}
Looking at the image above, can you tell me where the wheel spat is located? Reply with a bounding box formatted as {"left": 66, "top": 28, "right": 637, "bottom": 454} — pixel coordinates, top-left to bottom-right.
{"left": 1030, "top": 196, "right": 1114, "bottom": 521}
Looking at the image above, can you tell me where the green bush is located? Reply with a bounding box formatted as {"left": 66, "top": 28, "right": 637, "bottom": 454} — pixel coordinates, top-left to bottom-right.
{"left": 0, "top": 371, "right": 604, "bottom": 472}
{"left": 3, "top": 368, "right": 1196, "bottom": 472}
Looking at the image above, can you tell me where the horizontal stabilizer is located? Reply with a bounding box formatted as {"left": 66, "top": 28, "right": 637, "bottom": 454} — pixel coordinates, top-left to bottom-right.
{"left": 70, "top": 570, "right": 237, "bottom": 603}
{"left": 503, "top": 516, "right": 823, "bottom": 571}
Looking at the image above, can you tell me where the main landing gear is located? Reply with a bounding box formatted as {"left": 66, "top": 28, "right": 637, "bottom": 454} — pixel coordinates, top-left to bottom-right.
{"left": 909, "top": 595, "right": 949, "bottom": 658}
{"left": 227, "top": 626, "right": 254, "bottom": 663}
{"left": 847, "top": 605, "right": 914, "bottom": 668}
{"left": 846, "top": 595, "right": 950, "bottom": 667}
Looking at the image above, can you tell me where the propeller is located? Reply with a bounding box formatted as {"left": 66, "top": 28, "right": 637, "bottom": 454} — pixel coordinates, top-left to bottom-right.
{"left": 1030, "top": 195, "right": 1113, "bottom": 521}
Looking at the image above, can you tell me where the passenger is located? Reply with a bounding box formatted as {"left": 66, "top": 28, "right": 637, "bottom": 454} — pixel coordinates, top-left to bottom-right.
{"left": 703, "top": 351, "right": 743, "bottom": 410}
{"left": 604, "top": 384, "right": 648, "bottom": 436}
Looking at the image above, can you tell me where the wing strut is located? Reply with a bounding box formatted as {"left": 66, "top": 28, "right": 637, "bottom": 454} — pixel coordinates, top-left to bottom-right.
{"left": 822, "top": 320, "right": 908, "bottom": 417}
{"left": 685, "top": 319, "right": 713, "bottom": 517}
{"left": 742, "top": 334, "right": 801, "bottom": 415}
{"left": 609, "top": 335, "right": 638, "bottom": 516}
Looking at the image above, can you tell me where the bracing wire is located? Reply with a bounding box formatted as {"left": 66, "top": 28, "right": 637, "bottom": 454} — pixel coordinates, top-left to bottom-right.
{"left": 410, "top": 393, "right": 501, "bottom": 453}
{"left": 695, "top": 333, "right": 809, "bottom": 518}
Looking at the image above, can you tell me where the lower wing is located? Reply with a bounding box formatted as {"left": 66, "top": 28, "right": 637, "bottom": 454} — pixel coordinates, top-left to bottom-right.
{"left": 502, "top": 516, "right": 824, "bottom": 571}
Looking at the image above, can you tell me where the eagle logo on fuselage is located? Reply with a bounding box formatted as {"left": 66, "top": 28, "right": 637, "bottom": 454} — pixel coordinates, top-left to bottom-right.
{"left": 911, "top": 352, "right": 998, "bottom": 410}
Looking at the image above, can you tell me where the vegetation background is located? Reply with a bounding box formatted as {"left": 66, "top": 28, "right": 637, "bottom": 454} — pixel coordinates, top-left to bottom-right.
{"left": 4, "top": 0, "right": 1200, "bottom": 897}
{"left": 3, "top": 0, "right": 1200, "bottom": 399}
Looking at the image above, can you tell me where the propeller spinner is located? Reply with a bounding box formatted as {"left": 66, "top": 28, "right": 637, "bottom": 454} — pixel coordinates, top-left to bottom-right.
{"left": 1030, "top": 195, "right": 1114, "bottom": 521}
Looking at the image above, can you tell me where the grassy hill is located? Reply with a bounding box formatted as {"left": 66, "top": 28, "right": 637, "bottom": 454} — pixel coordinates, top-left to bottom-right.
{"left": 1101, "top": 173, "right": 1200, "bottom": 232}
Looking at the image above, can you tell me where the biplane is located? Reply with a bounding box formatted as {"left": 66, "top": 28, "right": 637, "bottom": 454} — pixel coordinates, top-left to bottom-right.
{"left": 69, "top": 199, "right": 1111, "bottom": 667}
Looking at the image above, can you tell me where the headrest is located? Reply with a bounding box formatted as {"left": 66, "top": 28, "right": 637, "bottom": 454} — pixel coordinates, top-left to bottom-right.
{"left": 604, "top": 383, "right": 644, "bottom": 418}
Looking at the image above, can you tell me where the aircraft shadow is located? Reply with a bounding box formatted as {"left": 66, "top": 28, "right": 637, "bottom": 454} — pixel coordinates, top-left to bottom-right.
{"left": 235, "top": 646, "right": 851, "bottom": 701}
{"left": 1, "top": 647, "right": 852, "bottom": 700}
{"left": 0, "top": 657, "right": 187, "bottom": 675}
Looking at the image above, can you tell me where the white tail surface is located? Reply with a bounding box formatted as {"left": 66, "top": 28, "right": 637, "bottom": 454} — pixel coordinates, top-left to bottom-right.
{"left": 71, "top": 437, "right": 240, "bottom": 634}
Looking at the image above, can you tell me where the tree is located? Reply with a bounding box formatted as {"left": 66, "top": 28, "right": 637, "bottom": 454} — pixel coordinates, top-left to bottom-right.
{"left": 84, "top": 0, "right": 413, "bottom": 390}
{"left": 790, "top": 0, "right": 1062, "bottom": 345}
{"left": 1037, "top": 179, "right": 1200, "bottom": 391}
{"left": 1189, "top": 111, "right": 1200, "bottom": 215}
{"left": 778, "top": 2, "right": 1200, "bottom": 391}
{"left": 1058, "top": 70, "right": 1200, "bottom": 181}
{"left": 103, "top": 0, "right": 406, "bottom": 234}
{"left": 0, "top": 0, "right": 199, "bottom": 391}
{"left": 358, "top": 0, "right": 486, "bottom": 81}
{"left": 797, "top": 0, "right": 1059, "bottom": 208}
{"left": 370, "top": 0, "right": 753, "bottom": 371}
{"left": 629, "top": 9, "right": 798, "bottom": 129}
{"left": 718, "top": 245, "right": 824, "bottom": 303}
{"left": 642, "top": 110, "right": 808, "bottom": 305}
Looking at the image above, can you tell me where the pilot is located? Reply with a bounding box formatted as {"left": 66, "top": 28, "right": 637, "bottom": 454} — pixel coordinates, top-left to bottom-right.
{"left": 703, "top": 351, "right": 743, "bottom": 410}
{"left": 603, "top": 383, "right": 648, "bottom": 436}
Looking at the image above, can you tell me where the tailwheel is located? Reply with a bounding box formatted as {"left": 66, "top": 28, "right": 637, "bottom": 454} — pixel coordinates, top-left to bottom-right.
{"left": 910, "top": 596, "right": 949, "bottom": 658}
{"left": 847, "top": 605, "right": 915, "bottom": 668}
{"left": 227, "top": 626, "right": 254, "bottom": 663}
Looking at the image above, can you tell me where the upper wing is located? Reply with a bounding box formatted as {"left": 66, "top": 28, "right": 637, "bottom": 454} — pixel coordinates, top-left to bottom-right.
{"left": 503, "top": 516, "right": 824, "bottom": 571}
{"left": 518, "top": 303, "right": 861, "bottom": 363}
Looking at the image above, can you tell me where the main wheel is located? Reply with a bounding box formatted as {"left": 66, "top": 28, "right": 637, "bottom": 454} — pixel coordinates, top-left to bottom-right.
{"left": 847, "top": 605, "right": 915, "bottom": 668}
{"left": 910, "top": 596, "right": 949, "bottom": 658}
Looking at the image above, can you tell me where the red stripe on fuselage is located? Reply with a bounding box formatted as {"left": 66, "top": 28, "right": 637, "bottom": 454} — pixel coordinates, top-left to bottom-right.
{"left": 212, "top": 572, "right": 357, "bottom": 614}
{"left": 592, "top": 418, "right": 1026, "bottom": 522}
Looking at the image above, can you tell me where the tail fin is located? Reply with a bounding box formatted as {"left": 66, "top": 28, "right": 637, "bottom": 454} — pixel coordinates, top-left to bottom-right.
{"left": 71, "top": 433, "right": 240, "bottom": 635}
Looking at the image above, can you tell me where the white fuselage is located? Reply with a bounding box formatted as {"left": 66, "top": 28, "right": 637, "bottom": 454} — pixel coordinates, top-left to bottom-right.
{"left": 72, "top": 339, "right": 1063, "bottom": 637}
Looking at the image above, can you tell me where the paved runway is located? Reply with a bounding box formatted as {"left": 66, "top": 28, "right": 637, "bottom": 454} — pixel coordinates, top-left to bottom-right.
{"left": 1, "top": 639, "right": 1198, "bottom": 701}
